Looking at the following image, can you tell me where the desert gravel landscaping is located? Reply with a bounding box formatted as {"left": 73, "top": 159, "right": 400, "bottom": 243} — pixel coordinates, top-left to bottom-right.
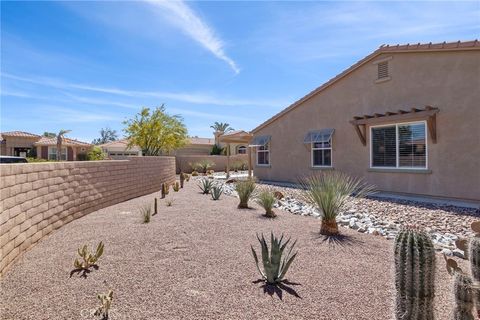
{"left": 0, "top": 177, "right": 465, "bottom": 320}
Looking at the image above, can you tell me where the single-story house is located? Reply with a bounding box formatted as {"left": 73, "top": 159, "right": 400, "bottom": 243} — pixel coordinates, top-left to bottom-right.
{"left": 0, "top": 131, "right": 91, "bottom": 161}
{"left": 250, "top": 40, "right": 480, "bottom": 202}
{"left": 99, "top": 140, "right": 142, "bottom": 159}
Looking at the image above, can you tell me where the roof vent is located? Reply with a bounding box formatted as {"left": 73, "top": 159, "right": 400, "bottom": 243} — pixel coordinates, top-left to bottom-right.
{"left": 377, "top": 61, "right": 389, "bottom": 79}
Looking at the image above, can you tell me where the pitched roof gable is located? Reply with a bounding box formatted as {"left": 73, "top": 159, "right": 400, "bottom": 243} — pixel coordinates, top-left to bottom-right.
{"left": 252, "top": 40, "right": 480, "bottom": 133}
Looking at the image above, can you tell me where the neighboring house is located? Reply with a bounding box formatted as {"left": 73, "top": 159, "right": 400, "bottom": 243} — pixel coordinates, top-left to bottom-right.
{"left": 251, "top": 40, "right": 480, "bottom": 202}
{"left": 173, "top": 137, "right": 215, "bottom": 156}
{"left": 0, "top": 131, "right": 91, "bottom": 161}
{"left": 99, "top": 140, "right": 142, "bottom": 159}
{"left": 214, "top": 130, "right": 248, "bottom": 155}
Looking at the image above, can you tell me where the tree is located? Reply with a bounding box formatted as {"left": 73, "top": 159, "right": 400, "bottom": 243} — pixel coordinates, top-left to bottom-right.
{"left": 210, "top": 122, "right": 234, "bottom": 133}
{"left": 87, "top": 146, "right": 106, "bottom": 160}
{"left": 92, "top": 127, "right": 118, "bottom": 145}
{"left": 56, "top": 129, "right": 71, "bottom": 161}
{"left": 43, "top": 132, "right": 56, "bottom": 138}
{"left": 123, "top": 105, "right": 188, "bottom": 156}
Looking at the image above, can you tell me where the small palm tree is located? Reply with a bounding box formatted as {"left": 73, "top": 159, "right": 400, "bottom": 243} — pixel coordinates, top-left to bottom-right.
{"left": 210, "top": 122, "right": 234, "bottom": 133}
{"left": 299, "top": 172, "right": 375, "bottom": 236}
{"left": 56, "top": 129, "right": 71, "bottom": 161}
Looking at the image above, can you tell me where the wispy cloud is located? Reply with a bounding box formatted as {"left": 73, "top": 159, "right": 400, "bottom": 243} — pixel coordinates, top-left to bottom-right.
{"left": 146, "top": 0, "right": 239, "bottom": 74}
{"left": 2, "top": 73, "right": 286, "bottom": 107}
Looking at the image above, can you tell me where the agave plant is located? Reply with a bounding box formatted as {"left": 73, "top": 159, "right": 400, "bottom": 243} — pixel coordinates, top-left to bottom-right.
{"left": 256, "top": 191, "right": 276, "bottom": 218}
{"left": 198, "top": 178, "right": 214, "bottom": 194}
{"left": 74, "top": 242, "right": 104, "bottom": 270}
{"left": 94, "top": 290, "right": 113, "bottom": 320}
{"left": 299, "top": 171, "right": 375, "bottom": 235}
{"left": 211, "top": 185, "right": 223, "bottom": 200}
{"left": 235, "top": 179, "right": 256, "bottom": 208}
{"left": 251, "top": 233, "right": 297, "bottom": 284}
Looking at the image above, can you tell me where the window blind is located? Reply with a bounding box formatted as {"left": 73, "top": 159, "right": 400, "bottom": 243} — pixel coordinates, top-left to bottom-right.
{"left": 398, "top": 123, "right": 426, "bottom": 168}
{"left": 371, "top": 126, "right": 396, "bottom": 167}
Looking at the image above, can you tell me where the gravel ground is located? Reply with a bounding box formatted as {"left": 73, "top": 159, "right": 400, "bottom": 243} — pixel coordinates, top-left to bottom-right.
{"left": 0, "top": 178, "right": 462, "bottom": 320}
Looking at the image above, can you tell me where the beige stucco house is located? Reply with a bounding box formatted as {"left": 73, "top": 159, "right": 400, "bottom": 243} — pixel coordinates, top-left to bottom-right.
{"left": 99, "top": 140, "right": 142, "bottom": 159}
{"left": 251, "top": 40, "right": 480, "bottom": 202}
{"left": 0, "top": 131, "right": 91, "bottom": 161}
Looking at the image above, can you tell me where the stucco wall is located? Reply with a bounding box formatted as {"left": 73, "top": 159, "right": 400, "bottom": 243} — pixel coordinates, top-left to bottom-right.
{"left": 253, "top": 50, "right": 480, "bottom": 201}
{"left": 0, "top": 156, "right": 175, "bottom": 276}
{"left": 175, "top": 154, "right": 249, "bottom": 173}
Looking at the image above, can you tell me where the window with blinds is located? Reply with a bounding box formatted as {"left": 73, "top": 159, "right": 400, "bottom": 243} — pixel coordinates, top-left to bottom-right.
{"left": 377, "top": 61, "right": 389, "bottom": 79}
{"left": 371, "top": 122, "right": 427, "bottom": 169}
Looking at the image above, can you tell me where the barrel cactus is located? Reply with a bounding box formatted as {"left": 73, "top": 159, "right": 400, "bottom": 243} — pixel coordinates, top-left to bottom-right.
{"left": 394, "top": 226, "right": 435, "bottom": 320}
{"left": 453, "top": 271, "right": 475, "bottom": 320}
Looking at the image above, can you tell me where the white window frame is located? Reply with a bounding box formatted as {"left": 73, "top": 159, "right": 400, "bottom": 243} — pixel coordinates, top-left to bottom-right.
{"left": 237, "top": 145, "right": 247, "bottom": 154}
{"left": 369, "top": 120, "right": 428, "bottom": 170}
{"left": 256, "top": 143, "right": 270, "bottom": 166}
{"left": 48, "top": 147, "right": 67, "bottom": 161}
{"left": 311, "top": 141, "right": 333, "bottom": 168}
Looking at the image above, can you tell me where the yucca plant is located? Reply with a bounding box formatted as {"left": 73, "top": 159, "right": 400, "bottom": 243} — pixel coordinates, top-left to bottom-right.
{"left": 194, "top": 159, "right": 215, "bottom": 174}
{"left": 211, "top": 185, "right": 223, "bottom": 200}
{"left": 235, "top": 179, "right": 256, "bottom": 209}
{"left": 94, "top": 289, "right": 113, "bottom": 320}
{"left": 140, "top": 204, "right": 152, "bottom": 223}
{"left": 74, "top": 242, "right": 104, "bottom": 270}
{"left": 198, "top": 178, "right": 214, "bottom": 194}
{"left": 251, "top": 233, "right": 298, "bottom": 284}
{"left": 299, "top": 171, "right": 375, "bottom": 235}
{"left": 256, "top": 191, "right": 276, "bottom": 218}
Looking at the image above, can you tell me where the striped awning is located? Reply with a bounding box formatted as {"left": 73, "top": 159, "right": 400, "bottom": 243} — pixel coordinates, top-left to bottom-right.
{"left": 304, "top": 129, "right": 334, "bottom": 144}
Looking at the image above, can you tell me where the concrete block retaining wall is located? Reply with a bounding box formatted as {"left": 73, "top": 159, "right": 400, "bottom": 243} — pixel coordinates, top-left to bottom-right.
{"left": 0, "top": 156, "right": 176, "bottom": 276}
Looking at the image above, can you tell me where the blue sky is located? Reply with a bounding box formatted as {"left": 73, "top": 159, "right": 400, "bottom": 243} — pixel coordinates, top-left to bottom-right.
{"left": 1, "top": 1, "right": 479, "bottom": 143}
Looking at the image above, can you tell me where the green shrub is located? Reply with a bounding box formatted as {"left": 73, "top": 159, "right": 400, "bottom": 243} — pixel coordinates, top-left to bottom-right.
{"left": 198, "top": 178, "right": 214, "bottom": 194}
{"left": 26, "top": 157, "right": 51, "bottom": 163}
{"left": 299, "top": 171, "right": 375, "bottom": 235}
{"left": 211, "top": 186, "right": 223, "bottom": 200}
{"left": 73, "top": 242, "right": 104, "bottom": 270}
{"left": 87, "top": 146, "right": 106, "bottom": 160}
{"left": 210, "top": 144, "right": 224, "bottom": 155}
{"left": 251, "top": 233, "right": 297, "bottom": 284}
{"left": 235, "top": 179, "right": 256, "bottom": 209}
{"left": 191, "top": 170, "right": 199, "bottom": 176}
{"left": 256, "top": 191, "right": 276, "bottom": 218}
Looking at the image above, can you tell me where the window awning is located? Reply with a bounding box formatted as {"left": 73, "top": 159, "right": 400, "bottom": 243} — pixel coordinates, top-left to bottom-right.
{"left": 304, "top": 129, "right": 334, "bottom": 144}
{"left": 249, "top": 135, "right": 271, "bottom": 147}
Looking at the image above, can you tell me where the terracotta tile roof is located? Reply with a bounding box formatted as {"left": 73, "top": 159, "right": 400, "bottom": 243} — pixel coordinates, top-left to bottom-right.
{"left": 98, "top": 139, "right": 130, "bottom": 147}
{"left": 0, "top": 131, "right": 41, "bottom": 138}
{"left": 188, "top": 137, "right": 215, "bottom": 145}
{"left": 34, "top": 137, "right": 91, "bottom": 146}
{"left": 252, "top": 40, "right": 480, "bottom": 133}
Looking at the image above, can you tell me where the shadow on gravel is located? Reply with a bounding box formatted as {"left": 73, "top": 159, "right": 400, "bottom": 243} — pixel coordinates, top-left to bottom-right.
{"left": 253, "top": 279, "right": 302, "bottom": 300}
{"left": 69, "top": 265, "right": 98, "bottom": 278}
{"left": 315, "top": 233, "right": 364, "bottom": 248}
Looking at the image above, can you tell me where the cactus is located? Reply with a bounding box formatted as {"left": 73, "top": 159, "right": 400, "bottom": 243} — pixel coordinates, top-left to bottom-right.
{"left": 94, "top": 290, "right": 113, "bottom": 320}
{"left": 186, "top": 174, "right": 191, "bottom": 182}
{"left": 452, "top": 221, "right": 480, "bottom": 318}
{"left": 211, "top": 186, "right": 223, "bottom": 200}
{"left": 180, "top": 173, "right": 185, "bottom": 188}
{"left": 192, "top": 170, "right": 199, "bottom": 176}
{"left": 173, "top": 181, "right": 180, "bottom": 192}
{"left": 394, "top": 226, "right": 435, "bottom": 320}
{"left": 153, "top": 198, "right": 158, "bottom": 215}
{"left": 454, "top": 272, "right": 475, "bottom": 320}
{"left": 74, "top": 242, "right": 104, "bottom": 270}
{"left": 161, "top": 183, "right": 169, "bottom": 198}
{"left": 251, "top": 233, "right": 297, "bottom": 284}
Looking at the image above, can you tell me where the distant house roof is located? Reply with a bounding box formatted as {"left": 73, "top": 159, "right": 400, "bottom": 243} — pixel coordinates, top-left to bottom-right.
{"left": 98, "top": 139, "right": 142, "bottom": 151}
{"left": 252, "top": 40, "right": 480, "bottom": 133}
{"left": 188, "top": 137, "right": 215, "bottom": 145}
{"left": 34, "top": 137, "right": 91, "bottom": 147}
{"left": 1, "top": 131, "right": 41, "bottom": 138}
